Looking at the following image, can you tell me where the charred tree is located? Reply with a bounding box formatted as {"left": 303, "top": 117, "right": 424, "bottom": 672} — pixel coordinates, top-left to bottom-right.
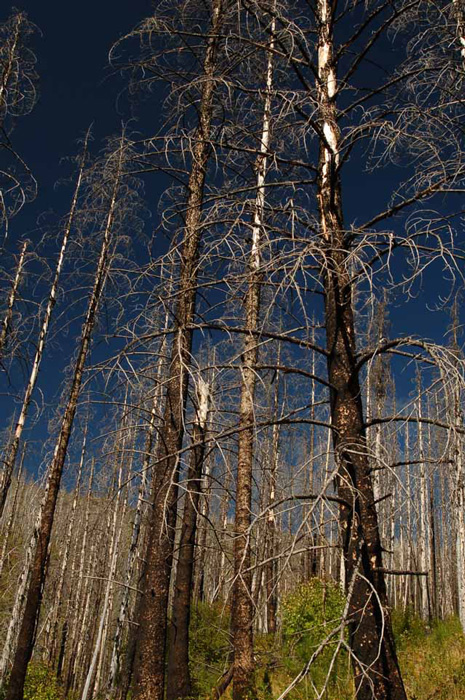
{"left": 131, "top": 4, "right": 224, "bottom": 699}
{"left": 166, "top": 379, "right": 210, "bottom": 700}
{"left": 4, "top": 134, "right": 133, "bottom": 700}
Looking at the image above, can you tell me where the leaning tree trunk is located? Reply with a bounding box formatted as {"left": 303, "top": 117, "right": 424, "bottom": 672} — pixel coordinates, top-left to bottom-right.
{"left": 0, "top": 240, "right": 27, "bottom": 359}
{"left": 315, "top": 0, "right": 406, "bottom": 697}
{"left": 0, "top": 443, "right": 26, "bottom": 579}
{"left": 166, "top": 379, "right": 210, "bottom": 700}
{"left": 4, "top": 137, "right": 124, "bottom": 700}
{"left": 131, "top": 6, "right": 223, "bottom": 699}
{"left": 43, "top": 426, "right": 86, "bottom": 666}
{"left": 0, "top": 135, "right": 89, "bottom": 518}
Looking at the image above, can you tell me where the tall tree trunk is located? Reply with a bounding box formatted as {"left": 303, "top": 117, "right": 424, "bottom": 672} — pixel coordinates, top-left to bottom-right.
{"left": 232, "top": 16, "right": 274, "bottom": 700}
{"left": 4, "top": 136, "right": 125, "bottom": 700}
{"left": 0, "top": 135, "right": 89, "bottom": 518}
{"left": 315, "top": 1, "right": 406, "bottom": 697}
{"left": 64, "top": 458, "right": 94, "bottom": 692}
{"left": 265, "top": 366, "right": 280, "bottom": 634}
{"left": 107, "top": 301, "right": 172, "bottom": 699}
{"left": 81, "top": 441, "right": 127, "bottom": 700}
{"left": 131, "top": 6, "right": 223, "bottom": 698}
{"left": 0, "top": 240, "right": 27, "bottom": 359}
{"left": 166, "top": 379, "right": 210, "bottom": 700}
{"left": 416, "top": 396, "right": 431, "bottom": 620}
{"left": 44, "top": 423, "right": 86, "bottom": 666}
{"left": 0, "top": 442, "right": 25, "bottom": 579}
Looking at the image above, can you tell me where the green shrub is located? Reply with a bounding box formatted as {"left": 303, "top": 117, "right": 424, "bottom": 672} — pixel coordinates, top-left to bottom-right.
{"left": 189, "top": 601, "right": 231, "bottom": 695}
{"left": 280, "top": 578, "right": 349, "bottom": 696}
{"left": 0, "top": 664, "right": 63, "bottom": 700}
{"left": 281, "top": 578, "right": 345, "bottom": 662}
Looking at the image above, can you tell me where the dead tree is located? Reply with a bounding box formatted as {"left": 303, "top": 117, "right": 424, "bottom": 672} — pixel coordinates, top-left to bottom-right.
{"left": 0, "top": 134, "right": 90, "bottom": 518}
{"left": 0, "top": 240, "right": 27, "bottom": 359}
{"left": 166, "top": 378, "right": 210, "bottom": 700}
{"left": 127, "top": 4, "right": 226, "bottom": 699}
{"left": 0, "top": 9, "right": 39, "bottom": 240}
{"left": 4, "top": 132, "right": 137, "bottom": 700}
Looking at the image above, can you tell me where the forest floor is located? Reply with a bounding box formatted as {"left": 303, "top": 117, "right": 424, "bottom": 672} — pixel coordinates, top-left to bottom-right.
{"left": 189, "top": 599, "right": 465, "bottom": 700}
{"left": 11, "top": 605, "right": 465, "bottom": 700}
{"left": 262, "top": 613, "right": 465, "bottom": 700}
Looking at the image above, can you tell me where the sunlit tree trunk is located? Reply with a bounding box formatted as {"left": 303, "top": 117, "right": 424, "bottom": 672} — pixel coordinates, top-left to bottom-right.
{"left": 0, "top": 135, "right": 89, "bottom": 518}
{"left": 81, "top": 440, "right": 127, "bottom": 700}
{"left": 0, "top": 442, "right": 26, "bottom": 579}
{"left": 231, "top": 15, "right": 274, "bottom": 700}
{"left": 64, "top": 458, "right": 94, "bottom": 692}
{"left": 0, "top": 240, "right": 27, "bottom": 359}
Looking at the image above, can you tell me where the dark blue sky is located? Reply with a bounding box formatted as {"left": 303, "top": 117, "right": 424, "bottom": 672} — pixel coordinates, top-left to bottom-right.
{"left": 4, "top": 0, "right": 154, "bottom": 239}
{"left": 0, "top": 0, "right": 458, "bottom": 474}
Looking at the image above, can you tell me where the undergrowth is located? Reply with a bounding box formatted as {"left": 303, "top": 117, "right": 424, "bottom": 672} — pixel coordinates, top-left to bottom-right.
{"left": 2, "top": 594, "right": 465, "bottom": 699}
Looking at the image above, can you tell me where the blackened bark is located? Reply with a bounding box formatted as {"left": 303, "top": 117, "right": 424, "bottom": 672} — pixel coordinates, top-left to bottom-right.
{"left": 232, "top": 17, "right": 274, "bottom": 696}
{"left": 4, "top": 140, "right": 123, "bottom": 700}
{"left": 166, "top": 383, "right": 209, "bottom": 700}
{"left": 131, "top": 6, "right": 223, "bottom": 699}
{"left": 316, "top": 1, "right": 407, "bottom": 697}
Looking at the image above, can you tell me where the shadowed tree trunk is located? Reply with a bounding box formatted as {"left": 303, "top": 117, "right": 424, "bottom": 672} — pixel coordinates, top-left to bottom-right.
{"left": 315, "top": 0, "right": 406, "bottom": 697}
{"left": 131, "top": 5, "right": 224, "bottom": 699}
{"left": 166, "top": 379, "right": 210, "bottom": 700}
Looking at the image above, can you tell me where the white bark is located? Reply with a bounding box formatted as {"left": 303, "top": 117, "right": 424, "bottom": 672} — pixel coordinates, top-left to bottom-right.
{"left": 0, "top": 442, "right": 26, "bottom": 579}
{"left": 81, "top": 452, "right": 126, "bottom": 700}
{"left": 0, "top": 135, "right": 89, "bottom": 518}
{"left": 417, "top": 398, "right": 430, "bottom": 619}
{"left": 0, "top": 240, "right": 27, "bottom": 358}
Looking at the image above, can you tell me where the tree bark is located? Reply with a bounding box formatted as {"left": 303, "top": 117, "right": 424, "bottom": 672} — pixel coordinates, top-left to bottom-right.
{"left": 166, "top": 379, "right": 210, "bottom": 700}
{"left": 316, "top": 1, "right": 406, "bottom": 697}
{"left": 131, "top": 6, "right": 223, "bottom": 698}
{"left": 231, "top": 14, "right": 274, "bottom": 699}
{"left": 4, "top": 135, "right": 124, "bottom": 700}
{"left": 0, "top": 240, "right": 27, "bottom": 360}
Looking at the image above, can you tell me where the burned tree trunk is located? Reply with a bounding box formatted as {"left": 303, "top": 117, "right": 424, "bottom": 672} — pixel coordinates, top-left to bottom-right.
{"left": 315, "top": 0, "right": 406, "bottom": 697}
{"left": 131, "top": 5, "right": 224, "bottom": 699}
{"left": 4, "top": 136, "right": 126, "bottom": 700}
{"left": 166, "top": 379, "right": 210, "bottom": 700}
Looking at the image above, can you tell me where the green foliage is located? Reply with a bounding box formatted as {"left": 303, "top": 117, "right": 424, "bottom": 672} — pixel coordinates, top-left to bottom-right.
{"left": 391, "top": 606, "right": 429, "bottom": 649}
{"left": 397, "top": 614, "right": 465, "bottom": 700}
{"left": 189, "top": 601, "right": 231, "bottom": 695}
{"left": 281, "top": 578, "right": 345, "bottom": 663}
{"left": 0, "top": 664, "right": 63, "bottom": 700}
{"left": 280, "top": 578, "right": 350, "bottom": 697}
{"left": 24, "top": 664, "right": 63, "bottom": 700}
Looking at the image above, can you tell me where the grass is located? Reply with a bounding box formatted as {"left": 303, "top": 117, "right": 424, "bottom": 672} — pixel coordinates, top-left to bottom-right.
{"left": 190, "top": 603, "right": 465, "bottom": 700}
{"left": 2, "top": 604, "right": 465, "bottom": 699}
